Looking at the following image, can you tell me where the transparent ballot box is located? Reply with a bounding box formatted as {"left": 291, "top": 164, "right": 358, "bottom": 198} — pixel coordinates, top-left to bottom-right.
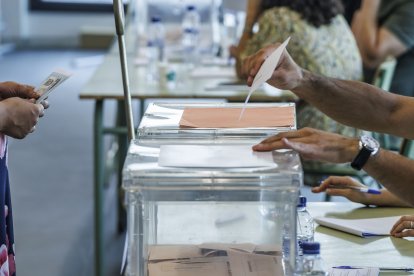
{"left": 138, "top": 102, "right": 296, "bottom": 143}
{"left": 123, "top": 141, "right": 302, "bottom": 276}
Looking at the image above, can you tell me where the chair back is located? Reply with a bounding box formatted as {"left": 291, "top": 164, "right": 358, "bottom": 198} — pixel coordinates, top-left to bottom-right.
{"left": 371, "top": 58, "right": 400, "bottom": 150}
{"left": 372, "top": 57, "right": 397, "bottom": 91}
{"left": 399, "top": 139, "right": 414, "bottom": 158}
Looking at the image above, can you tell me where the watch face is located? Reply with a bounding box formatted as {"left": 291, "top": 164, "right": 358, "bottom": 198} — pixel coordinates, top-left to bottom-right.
{"left": 361, "top": 135, "right": 380, "bottom": 153}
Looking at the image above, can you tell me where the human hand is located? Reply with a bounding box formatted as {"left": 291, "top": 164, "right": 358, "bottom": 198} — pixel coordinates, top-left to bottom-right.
{"left": 229, "top": 45, "right": 240, "bottom": 59}
{"left": 241, "top": 44, "right": 304, "bottom": 91}
{"left": 252, "top": 128, "right": 359, "bottom": 164}
{"left": 0, "top": 97, "right": 44, "bottom": 139}
{"left": 312, "top": 176, "right": 376, "bottom": 205}
{"left": 0, "top": 81, "right": 39, "bottom": 100}
{"left": 390, "top": 215, "right": 414, "bottom": 238}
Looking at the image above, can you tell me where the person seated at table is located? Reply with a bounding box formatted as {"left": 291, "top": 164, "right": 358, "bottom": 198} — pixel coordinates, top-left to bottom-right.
{"left": 313, "top": 176, "right": 410, "bottom": 208}
{"left": 252, "top": 127, "right": 414, "bottom": 238}
{"left": 351, "top": 0, "right": 414, "bottom": 97}
{"left": 312, "top": 176, "right": 414, "bottom": 238}
{"left": 230, "top": 0, "right": 366, "bottom": 183}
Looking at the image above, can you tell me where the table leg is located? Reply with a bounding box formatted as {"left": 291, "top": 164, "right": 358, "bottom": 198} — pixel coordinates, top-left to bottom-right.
{"left": 94, "top": 100, "right": 104, "bottom": 276}
{"left": 140, "top": 99, "right": 145, "bottom": 118}
{"left": 116, "top": 100, "right": 128, "bottom": 233}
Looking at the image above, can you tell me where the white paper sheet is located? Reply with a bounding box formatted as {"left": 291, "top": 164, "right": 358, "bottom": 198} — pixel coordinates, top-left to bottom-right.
{"left": 314, "top": 216, "right": 401, "bottom": 237}
{"left": 190, "top": 66, "right": 236, "bottom": 78}
{"left": 239, "top": 37, "right": 290, "bottom": 120}
{"left": 158, "top": 145, "right": 275, "bottom": 168}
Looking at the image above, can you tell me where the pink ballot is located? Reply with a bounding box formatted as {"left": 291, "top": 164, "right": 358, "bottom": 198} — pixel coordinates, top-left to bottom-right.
{"left": 179, "top": 106, "right": 295, "bottom": 128}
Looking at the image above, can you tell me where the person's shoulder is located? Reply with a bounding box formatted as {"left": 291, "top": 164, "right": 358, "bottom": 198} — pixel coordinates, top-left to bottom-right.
{"left": 260, "top": 6, "right": 303, "bottom": 23}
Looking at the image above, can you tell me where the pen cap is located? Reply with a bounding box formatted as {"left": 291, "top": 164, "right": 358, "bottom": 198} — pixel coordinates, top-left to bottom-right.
{"left": 302, "top": 242, "right": 320, "bottom": 255}
{"left": 297, "top": 196, "right": 307, "bottom": 208}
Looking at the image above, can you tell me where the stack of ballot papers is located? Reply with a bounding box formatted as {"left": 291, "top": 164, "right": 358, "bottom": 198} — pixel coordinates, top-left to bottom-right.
{"left": 179, "top": 106, "right": 295, "bottom": 128}
{"left": 314, "top": 216, "right": 401, "bottom": 237}
{"left": 147, "top": 243, "right": 284, "bottom": 276}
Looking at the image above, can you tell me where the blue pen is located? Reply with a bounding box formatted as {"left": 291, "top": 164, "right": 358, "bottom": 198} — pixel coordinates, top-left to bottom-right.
{"left": 327, "top": 185, "right": 381, "bottom": 195}
{"left": 333, "top": 266, "right": 414, "bottom": 272}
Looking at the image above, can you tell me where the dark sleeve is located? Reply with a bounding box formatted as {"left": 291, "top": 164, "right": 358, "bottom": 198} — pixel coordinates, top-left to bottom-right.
{"left": 382, "top": 3, "right": 414, "bottom": 48}
{"left": 341, "top": 0, "right": 361, "bottom": 25}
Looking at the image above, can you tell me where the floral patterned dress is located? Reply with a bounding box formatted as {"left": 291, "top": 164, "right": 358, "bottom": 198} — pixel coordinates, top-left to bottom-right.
{"left": 0, "top": 135, "right": 16, "bottom": 276}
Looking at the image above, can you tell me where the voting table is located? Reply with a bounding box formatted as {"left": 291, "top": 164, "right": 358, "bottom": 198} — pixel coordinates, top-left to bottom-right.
{"left": 309, "top": 202, "right": 414, "bottom": 272}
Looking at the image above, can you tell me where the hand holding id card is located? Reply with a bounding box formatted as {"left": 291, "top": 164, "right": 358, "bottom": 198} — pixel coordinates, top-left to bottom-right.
{"left": 35, "top": 69, "right": 72, "bottom": 104}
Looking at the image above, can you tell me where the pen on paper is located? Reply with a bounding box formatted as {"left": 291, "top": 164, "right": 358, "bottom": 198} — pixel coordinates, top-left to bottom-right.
{"left": 327, "top": 185, "right": 381, "bottom": 195}
{"left": 333, "top": 266, "right": 414, "bottom": 272}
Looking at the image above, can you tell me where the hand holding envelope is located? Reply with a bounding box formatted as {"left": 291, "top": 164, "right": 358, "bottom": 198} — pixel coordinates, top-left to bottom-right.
{"left": 239, "top": 37, "right": 291, "bottom": 120}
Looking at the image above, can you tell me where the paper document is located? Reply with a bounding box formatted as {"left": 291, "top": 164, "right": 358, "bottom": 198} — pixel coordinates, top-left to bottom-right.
{"left": 239, "top": 37, "right": 290, "bottom": 120}
{"left": 148, "top": 258, "right": 230, "bottom": 276}
{"left": 147, "top": 244, "right": 283, "bottom": 276}
{"left": 179, "top": 106, "right": 295, "bottom": 128}
{"left": 35, "top": 69, "right": 72, "bottom": 104}
{"left": 227, "top": 250, "right": 284, "bottom": 276}
{"left": 329, "top": 267, "right": 379, "bottom": 276}
{"left": 314, "top": 216, "right": 401, "bottom": 237}
{"left": 158, "top": 145, "right": 275, "bottom": 168}
{"left": 190, "top": 66, "right": 236, "bottom": 79}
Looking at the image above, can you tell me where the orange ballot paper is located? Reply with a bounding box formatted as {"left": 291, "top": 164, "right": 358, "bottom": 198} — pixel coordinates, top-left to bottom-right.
{"left": 179, "top": 106, "right": 295, "bottom": 128}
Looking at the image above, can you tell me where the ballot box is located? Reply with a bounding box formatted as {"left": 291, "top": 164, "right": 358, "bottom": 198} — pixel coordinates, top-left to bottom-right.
{"left": 123, "top": 141, "right": 302, "bottom": 276}
{"left": 137, "top": 102, "right": 296, "bottom": 144}
{"left": 123, "top": 102, "right": 301, "bottom": 275}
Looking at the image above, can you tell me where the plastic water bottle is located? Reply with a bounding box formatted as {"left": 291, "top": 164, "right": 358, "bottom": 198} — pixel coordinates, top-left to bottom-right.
{"left": 297, "top": 196, "right": 314, "bottom": 256}
{"left": 147, "top": 16, "right": 165, "bottom": 82}
{"left": 181, "top": 5, "right": 200, "bottom": 66}
{"left": 148, "top": 16, "right": 165, "bottom": 61}
{"left": 296, "top": 242, "right": 328, "bottom": 276}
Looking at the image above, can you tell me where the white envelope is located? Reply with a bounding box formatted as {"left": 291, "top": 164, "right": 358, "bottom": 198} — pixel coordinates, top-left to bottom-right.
{"left": 240, "top": 37, "right": 290, "bottom": 119}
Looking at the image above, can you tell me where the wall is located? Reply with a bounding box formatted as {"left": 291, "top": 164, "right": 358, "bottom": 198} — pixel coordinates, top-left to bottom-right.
{"left": 2, "top": 0, "right": 115, "bottom": 47}
{"left": 0, "top": 0, "right": 245, "bottom": 48}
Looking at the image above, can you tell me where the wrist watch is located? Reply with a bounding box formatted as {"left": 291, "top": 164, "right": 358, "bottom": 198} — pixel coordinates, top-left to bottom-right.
{"left": 351, "top": 135, "right": 380, "bottom": 170}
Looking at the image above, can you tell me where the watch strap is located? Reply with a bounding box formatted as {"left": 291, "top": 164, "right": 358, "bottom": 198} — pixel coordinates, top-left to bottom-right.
{"left": 351, "top": 147, "right": 372, "bottom": 170}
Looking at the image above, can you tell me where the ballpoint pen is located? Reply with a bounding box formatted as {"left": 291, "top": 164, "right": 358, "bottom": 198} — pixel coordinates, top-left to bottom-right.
{"left": 327, "top": 185, "right": 382, "bottom": 195}
{"left": 333, "top": 266, "right": 414, "bottom": 272}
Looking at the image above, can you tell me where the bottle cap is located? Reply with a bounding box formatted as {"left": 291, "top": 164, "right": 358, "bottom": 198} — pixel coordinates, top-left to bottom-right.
{"left": 297, "top": 196, "right": 307, "bottom": 208}
{"left": 151, "top": 16, "right": 161, "bottom": 23}
{"left": 187, "top": 5, "right": 196, "bottom": 11}
{"left": 302, "top": 242, "right": 320, "bottom": 255}
{"left": 183, "top": 28, "right": 198, "bottom": 34}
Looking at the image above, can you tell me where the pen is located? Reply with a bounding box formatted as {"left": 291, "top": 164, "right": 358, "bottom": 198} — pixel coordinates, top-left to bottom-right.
{"left": 333, "top": 266, "right": 414, "bottom": 272}
{"left": 327, "top": 185, "right": 381, "bottom": 195}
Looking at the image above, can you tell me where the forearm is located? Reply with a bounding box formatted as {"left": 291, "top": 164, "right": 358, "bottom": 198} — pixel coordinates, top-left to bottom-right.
{"left": 292, "top": 70, "right": 414, "bottom": 139}
{"left": 353, "top": 0, "right": 383, "bottom": 67}
{"left": 244, "top": 0, "right": 262, "bottom": 34}
{"left": 363, "top": 150, "right": 414, "bottom": 207}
